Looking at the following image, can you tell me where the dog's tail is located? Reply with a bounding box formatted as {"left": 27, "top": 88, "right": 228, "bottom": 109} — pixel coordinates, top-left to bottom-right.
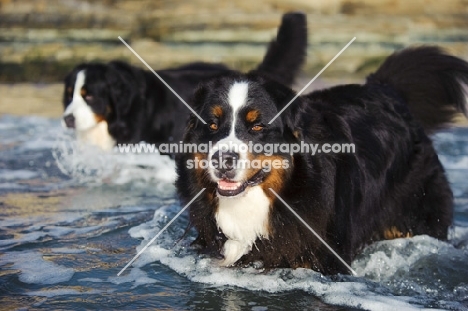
{"left": 252, "top": 12, "right": 308, "bottom": 86}
{"left": 367, "top": 46, "right": 468, "bottom": 132}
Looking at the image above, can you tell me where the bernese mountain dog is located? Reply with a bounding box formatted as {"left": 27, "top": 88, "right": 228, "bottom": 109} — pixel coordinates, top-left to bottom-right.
{"left": 176, "top": 47, "right": 468, "bottom": 275}
{"left": 62, "top": 12, "right": 308, "bottom": 151}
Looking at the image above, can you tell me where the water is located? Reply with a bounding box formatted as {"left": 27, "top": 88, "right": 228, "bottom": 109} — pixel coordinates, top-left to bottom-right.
{"left": 0, "top": 114, "right": 467, "bottom": 310}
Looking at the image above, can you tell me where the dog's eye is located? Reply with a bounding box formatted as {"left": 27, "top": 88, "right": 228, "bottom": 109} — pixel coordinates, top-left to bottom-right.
{"left": 85, "top": 95, "right": 93, "bottom": 101}
{"left": 251, "top": 124, "right": 264, "bottom": 132}
{"left": 209, "top": 123, "right": 218, "bottom": 131}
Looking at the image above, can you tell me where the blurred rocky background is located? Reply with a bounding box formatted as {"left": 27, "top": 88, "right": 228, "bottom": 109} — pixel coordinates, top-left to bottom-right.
{"left": 1, "top": 0, "right": 468, "bottom": 119}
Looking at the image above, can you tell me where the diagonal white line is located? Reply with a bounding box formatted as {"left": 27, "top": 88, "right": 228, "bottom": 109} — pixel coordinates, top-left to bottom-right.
{"left": 117, "top": 188, "right": 206, "bottom": 276}
{"left": 268, "top": 37, "right": 356, "bottom": 124}
{"left": 269, "top": 188, "right": 357, "bottom": 276}
{"left": 118, "top": 36, "right": 207, "bottom": 124}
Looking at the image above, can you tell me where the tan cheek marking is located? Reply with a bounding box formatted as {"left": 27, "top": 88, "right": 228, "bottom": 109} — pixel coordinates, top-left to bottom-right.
{"left": 244, "top": 153, "right": 292, "bottom": 202}
{"left": 261, "top": 159, "right": 289, "bottom": 201}
{"left": 94, "top": 114, "right": 105, "bottom": 123}
{"left": 93, "top": 107, "right": 111, "bottom": 124}
{"left": 245, "top": 110, "right": 259, "bottom": 123}
{"left": 212, "top": 105, "right": 223, "bottom": 118}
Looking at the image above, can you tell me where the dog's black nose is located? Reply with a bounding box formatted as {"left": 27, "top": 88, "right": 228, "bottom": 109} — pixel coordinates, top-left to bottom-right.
{"left": 211, "top": 150, "right": 239, "bottom": 172}
{"left": 63, "top": 114, "right": 75, "bottom": 128}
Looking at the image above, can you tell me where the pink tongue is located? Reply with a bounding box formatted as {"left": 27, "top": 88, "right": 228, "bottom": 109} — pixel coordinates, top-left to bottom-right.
{"left": 218, "top": 180, "right": 241, "bottom": 190}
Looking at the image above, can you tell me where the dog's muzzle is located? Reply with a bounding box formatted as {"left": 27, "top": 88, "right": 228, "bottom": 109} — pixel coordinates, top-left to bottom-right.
{"left": 211, "top": 150, "right": 239, "bottom": 180}
{"left": 211, "top": 150, "right": 268, "bottom": 197}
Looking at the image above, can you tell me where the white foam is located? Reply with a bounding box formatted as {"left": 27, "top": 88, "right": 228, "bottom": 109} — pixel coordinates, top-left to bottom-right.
{"left": 122, "top": 204, "right": 468, "bottom": 310}
{"left": 125, "top": 244, "right": 428, "bottom": 310}
{"left": 352, "top": 235, "right": 445, "bottom": 280}
{"left": 0, "top": 251, "right": 74, "bottom": 285}
{"left": 53, "top": 138, "right": 177, "bottom": 185}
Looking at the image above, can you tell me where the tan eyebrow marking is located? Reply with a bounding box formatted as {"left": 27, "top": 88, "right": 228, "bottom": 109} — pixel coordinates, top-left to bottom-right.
{"left": 245, "top": 110, "right": 259, "bottom": 123}
{"left": 80, "top": 88, "right": 87, "bottom": 97}
{"left": 66, "top": 86, "right": 73, "bottom": 94}
{"left": 212, "top": 105, "right": 223, "bottom": 118}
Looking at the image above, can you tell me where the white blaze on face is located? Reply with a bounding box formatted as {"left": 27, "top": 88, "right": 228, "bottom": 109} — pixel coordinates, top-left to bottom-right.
{"left": 63, "top": 70, "right": 97, "bottom": 131}
{"left": 208, "top": 82, "right": 250, "bottom": 182}
{"left": 226, "top": 82, "right": 249, "bottom": 137}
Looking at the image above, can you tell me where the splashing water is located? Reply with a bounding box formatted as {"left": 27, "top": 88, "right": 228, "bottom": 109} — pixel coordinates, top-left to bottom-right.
{"left": 52, "top": 132, "right": 176, "bottom": 185}
{"left": 1, "top": 115, "right": 467, "bottom": 310}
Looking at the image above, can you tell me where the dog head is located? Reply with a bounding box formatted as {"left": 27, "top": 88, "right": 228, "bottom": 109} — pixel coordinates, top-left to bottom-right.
{"left": 62, "top": 61, "right": 145, "bottom": 149}
{"left": 63, "top": 63, "right": 107, "bottom": 131}
{"left": 183, "top": 73, "right": 302, "bottom": 198}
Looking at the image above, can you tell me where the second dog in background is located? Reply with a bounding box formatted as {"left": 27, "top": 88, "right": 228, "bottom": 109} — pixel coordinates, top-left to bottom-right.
{"left": 62, "top": 12, "right": 308, "bottom": 151}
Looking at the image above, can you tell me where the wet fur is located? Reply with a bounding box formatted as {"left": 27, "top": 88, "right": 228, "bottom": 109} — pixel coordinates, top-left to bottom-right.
{"left": 176, "top": 47, "right": 468, "bottom": 274}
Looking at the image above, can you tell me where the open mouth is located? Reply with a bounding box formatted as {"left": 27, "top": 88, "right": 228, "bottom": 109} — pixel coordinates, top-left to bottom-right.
{"left": 217, "top": 180, "right": 246, "bottom": 197}
{"left": 216, "top": 169, "right": 267, "bottom": 197}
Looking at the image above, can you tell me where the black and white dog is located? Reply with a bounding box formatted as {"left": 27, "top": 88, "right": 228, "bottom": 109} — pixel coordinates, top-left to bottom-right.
{"left": 62, "top": 13, "right": 308, "bottom": 151}
{"left": 176, "top": 47, "right": 468, "bottom": 274}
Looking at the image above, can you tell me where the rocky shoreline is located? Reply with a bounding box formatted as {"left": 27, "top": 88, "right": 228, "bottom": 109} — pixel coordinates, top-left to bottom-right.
{"left": 1, "top": 0, "right": 467, "bottom": 82}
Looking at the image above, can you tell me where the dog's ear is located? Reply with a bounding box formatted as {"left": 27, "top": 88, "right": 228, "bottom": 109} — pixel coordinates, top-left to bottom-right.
{"left": 184, "top": 114, "right": 199, "bottom": 140}
{"left": 62, "top": 71, "right": 74, "bottom": 109}
{"left": 261, "top": 78, "right": 304, "bottom": 141}
{"left": 184, "top": 84, "right": 208, "bottom": 139}
{"left": 105, "top": 62, "right": 143, "bottom": 142}
{"left": 191, "top": 83, "right": 208, "bottom": 112}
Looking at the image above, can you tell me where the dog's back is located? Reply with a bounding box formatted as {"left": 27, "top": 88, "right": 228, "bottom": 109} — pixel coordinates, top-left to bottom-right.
{"left": 300, "top": 47, "right": 468, "bottom": 265}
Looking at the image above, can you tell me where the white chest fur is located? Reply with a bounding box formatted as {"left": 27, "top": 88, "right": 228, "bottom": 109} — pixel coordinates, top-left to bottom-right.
{"left": 77, "top": 121, "right": 115, "bottom": 151}
{"left": 215, "top": 185, "right": 270, "bottom": 266}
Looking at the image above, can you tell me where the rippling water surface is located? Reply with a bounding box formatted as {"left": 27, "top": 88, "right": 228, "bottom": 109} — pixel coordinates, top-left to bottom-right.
{"left": 1, "top": 115, "right": 467, "bottom": 310}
